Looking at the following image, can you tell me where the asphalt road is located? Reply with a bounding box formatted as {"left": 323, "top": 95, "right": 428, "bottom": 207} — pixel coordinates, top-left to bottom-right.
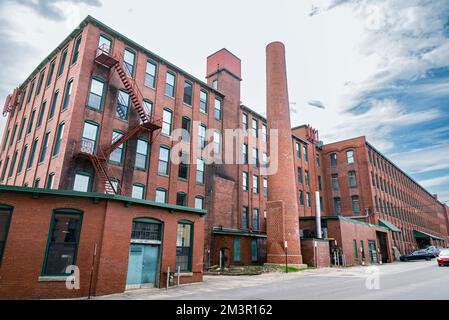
{"left": 99, "top": 260, "right": 449, "bottom": 300}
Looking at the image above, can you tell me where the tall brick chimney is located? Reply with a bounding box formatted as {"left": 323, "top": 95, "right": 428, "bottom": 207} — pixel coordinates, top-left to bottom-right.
{"left": 265, "top": 42, "right": 303, "bottom": 266}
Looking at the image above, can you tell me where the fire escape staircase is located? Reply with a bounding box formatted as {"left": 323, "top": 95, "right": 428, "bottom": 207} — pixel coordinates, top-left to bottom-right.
{"left": 78, "top": 45, "right": 162, "bottom": 195}
{"left": 2, "top": 87, "right": 22, "bottom": 116}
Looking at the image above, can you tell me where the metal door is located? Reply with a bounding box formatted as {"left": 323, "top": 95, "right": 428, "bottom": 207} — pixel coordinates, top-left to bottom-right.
{"left": 142, "top": 245, "right": 159, "bottom": 284}
{"left": 126, "top": 244, "right": 144, "bottom": 285}
{"left": 368, "top": 240, "right": 378, "bottom": 264}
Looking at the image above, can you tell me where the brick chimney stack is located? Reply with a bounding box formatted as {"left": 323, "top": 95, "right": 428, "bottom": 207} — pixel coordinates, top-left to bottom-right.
{"left": 265, "top": 42, "right": 303, "bottom": 266}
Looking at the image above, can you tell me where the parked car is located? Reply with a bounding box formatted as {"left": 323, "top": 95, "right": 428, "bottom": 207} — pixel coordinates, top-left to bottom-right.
{"left": 437, "top": 250, "right": 449, "bottom": 267}
{"left": 424, "top": 246, "right": 444, "bottom": 257}
{"left": 400, "top": 250, "right": 435, "bottom": 262}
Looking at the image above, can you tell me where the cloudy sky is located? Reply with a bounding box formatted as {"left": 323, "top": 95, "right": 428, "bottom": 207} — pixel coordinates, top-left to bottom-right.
{"left": 0, "top": 0, "right": 448, "bottom": 202}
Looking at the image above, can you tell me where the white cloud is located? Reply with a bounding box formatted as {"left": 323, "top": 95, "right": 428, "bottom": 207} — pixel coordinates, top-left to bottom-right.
{"left": 420, "top": 176, "right": 449, "bottom": 188}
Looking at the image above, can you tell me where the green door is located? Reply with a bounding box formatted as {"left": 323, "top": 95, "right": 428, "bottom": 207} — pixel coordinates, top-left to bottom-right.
{"left": 368, "top": 240, "right": 378, "bottom": 264}
{"left": 126, "top": 244, "right": 160, "bottom": 285}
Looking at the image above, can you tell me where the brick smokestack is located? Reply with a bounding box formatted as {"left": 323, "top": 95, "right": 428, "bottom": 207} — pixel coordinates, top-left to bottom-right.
{"left": 265, "top": 42, "right": 303, "bottom": 265}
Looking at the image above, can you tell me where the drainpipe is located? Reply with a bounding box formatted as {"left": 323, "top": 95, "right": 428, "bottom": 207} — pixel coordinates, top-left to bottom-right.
{"left": 350, "top": 207, "right": 371, "bottom": 220}
{"left": 315, "top": 191, "right": 322, "bottom": 239}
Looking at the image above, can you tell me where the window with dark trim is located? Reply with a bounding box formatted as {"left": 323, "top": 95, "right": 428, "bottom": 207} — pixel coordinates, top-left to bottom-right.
{"left": 135, "top": 139, "right": 149, "bottom": 171}
{"left": 242, "top": 206, "right": 249, "bottom": 229}
{"left": 165, "top": 72, "right": 176, "bottom": 97}
{"left": 233, "top": 238, "right": 241, "bottom": 262}
{"left": 184, "top": 81, "right": 193, "bottom": 105}
{"left": 0, "top": 205, "right": 13, "bottom": 265}
{"left": 155, "top": 188, "right": 167, "bottom": 203}
{"left": 53, "top": 122, "right": 65, "bottom": 156}
{"left": 145, "top": 60, "right": 157, "bottom": 88}
{"left": 195, "top": 196, "right": 204, "bottom": 210}
{"left": 87, "top": 78, "right": 104, "bottom": 110}
{"left": 214, "top": 98, "right": 222, "bottom": 120}
{"left": 37, "top": 101, "right": 47, "bottom": 128}
{"left": 199, "top": 90, "right": 208, "bottom": 113}
{"left": 158, "top": 146, "right": 170, "bottom": 176}
{"left": 116, "top": 90, "right": 130, "bottom": 120}
{"left": 42, "top": 210, "right": 83, "bottom": 276}
{"left": 178, "top": 151, "right": 189, "bottom": 180}
{"left": 8, "top": 151, "right": 18, "bottom": 178}
{"left": 48, "top": 91, "right": 59, "bottom": 120}
{"left": 36, "top": 70, "right": 46, "bottom": 96}
{"left": 72, "top": 36, "right": 82, "bottom": 64}
{"left": 27, "top": 139, "right": 38, "bottom": 169}
{"left": 132, "top": 184, "right": 145, "bottom": 200}
{"left": 46, "top": 60, "right": 56, "bottom": 87}
{"left": 57, "top": 48, "right": 68, "bottom": 78}
{"left": 27, "top": 109, "right": 36, "bottom": 135}
{"left": 17, "top": 145, "right": 27, "bottom": 174}
{"left": 330, "top": 153, "right": 337, "bottom": 167}
{"left": 39, "top": 132, "right": 51, "bottom": 163}
{"left": 176, "top": 192, "right": 187, "bottom": 206}
{"left": 176, "top": 221, "right": 193, "bottom": 272}
{"left": 123, "top": 48, "right": 136, "bottom": 78}
{"left": 109, "top": 130, "right": 124, "bottom": 165}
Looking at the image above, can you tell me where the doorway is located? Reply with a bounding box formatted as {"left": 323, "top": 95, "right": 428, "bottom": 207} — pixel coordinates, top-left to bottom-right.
{"left": 376, "top": 231, "right": 389, "bottom": 263}
{"left": 368, "top": 240, "right": 378, "bottom": 264}
{"left": 126, "top": 218, "right": 163, "bottom": 289}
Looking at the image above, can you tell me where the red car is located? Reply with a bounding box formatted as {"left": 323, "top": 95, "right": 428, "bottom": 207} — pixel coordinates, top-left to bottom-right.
{"left": 437, "top": 250, "right": 449, "bottom": 267}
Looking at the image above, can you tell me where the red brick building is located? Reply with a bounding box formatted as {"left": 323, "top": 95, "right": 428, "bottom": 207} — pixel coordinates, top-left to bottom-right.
{"left": 322, "top": 137, "right": 448, "bottom": 254}
{"left": 1, "top": 16, "right": 448, "bottom": 299}
{"left": 0, "top": 185, "right": 205, "bottom": 299}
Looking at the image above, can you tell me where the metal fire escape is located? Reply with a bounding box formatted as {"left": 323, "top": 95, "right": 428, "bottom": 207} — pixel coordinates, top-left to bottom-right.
{"left": 79, "top": 44, "right": 162, "bottom": 194}
{"left": 2, "top": 87, "right": 22, "bottom": 116}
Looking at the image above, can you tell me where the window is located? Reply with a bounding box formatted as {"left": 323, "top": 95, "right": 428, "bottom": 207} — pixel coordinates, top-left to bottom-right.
{"left": 262, "top": 124, "right": 267, "bottom": 143}
{"left": 242, "top": 144, "right": 248, "bottom": 164}
{"left": 184, "top": 81, "right": 193, "bottom": 105}
{"left": 158, "top": 146, "right": 170, "bottom": 175}
{"left": 135, "top": 139, "right": 149, "bottom": 170}
{"left": 53, "top": 122, "right": 65, "bottom": 156}
{"left": 98, "top": 35, "right": 112, "bottom": 53}
{"left": 57, "top": 48, "right": 68, "bottom": 77}
{"left": 252, "top": 118, "right": 258, "bottom": 138}
{"left": 87, "top": 78, "right": 104, "bottom": 110}
{"left": 347, "top": 150, "right": 354, "bottom": 164}
{"left": 242, "top": 207, "right": 249, "bottom": 229}
{"left": 180, "top": 116, "right": 191, "bottom": 143}
{"left": 196, "top": 158, "right": 205, "bottom": 184}
{"left": 351, "top": 196, "right": 360, "bottom": 214}
{"left": 165, "top": 72, "right": 176, "bottom": 97}
{"left": 353, "top": 240, "right": 359, "bottom": 263}
{"left": 306, "top": 192, "right": 311, "bottom": 208}
{"left": 116, "top": 90, "right": 130, "bottom": 120}
{"left": 109, "top": 131, "right": 124, "bottom": 164}
{"left": 9, "top": 123, "right": 17, "bottom": 147}
{"left": 19, "top": 87, "right": 26, "bottom": 110}
{"left": 253, "top": 208, "right": 260, "bottom": 230}
{"left": 46, "top": 173, "right": 55, "bottom": 189}
{"left": 333, "top": 197, "right": 342, "bottom": 215}
{"left": 145, "top": 61, "right": 157, "bottom": 88}
{"left": 317, "top": 155, "right": 321, "bottom": 167}
{"left": 176, "top": 193, "right": 187, "bottom": 206}
{"left": 348, "top": 171, "right": 357, "bottom": 188}
{"left": 178, "top": 151, "right": 189, "bottom": 180}
{"left": 62, "top": 79, "right": 73, "bottom": 110}
{"left": 73, "top": 173, "right": 91, "bottom": 192}
{"left": 155, "top": 188, "right": 167, "bottom": 203}
{"left": 27, "top": 109, "right": 36, "bottom": 135}
{"left": 42, "top": 210, "right": 82, "bottom": 275}
{"left": 2, "top": 129, "right": 9, "bottom": 151}
{"left": 200, "top": 90, "right": 208, "bottom": 113}
{"left": 303, "top": 145, "right": 308, "bottom": 162}
{"left": 195, "top": 196, "right": 204, "bottom": 210}
{"left": 72, "top": 36, "right": 82, "bottom": 64}
{"left": 131, "top": 219, "right": 162, "bottom": 241}
{"left": 132, "top": 184, "right": 145, "bottom": 199}
{"left": 360, "top": 240, "right": 365, "bottom": 261}
{"left": 110, "top": 179, "right": 120, "bottom": 194}
{"left": 305, "top": 170, "right": 310, "bottom": 186}
{"left": 26, "top": 81, "right": 35, "bottom": 104}
{"left": 263, "top": 177, "right": 268, "bottom": 196}
{"left": 298, "top": 167, "right": 303, "bottom": 184}
{"left": 318, "top": 176, "right": 323, "bottom": 191}
{"left": 0, "top": 205, "right": 12, "bottom": 264}
{"left": 233, "top": 238, "right": 241, "bottom": 262}
{"left": 162, "top": 108, "right": 173, "bottom": 136}
{"left": 138, "top": 99, "right": 151, "bottom": 119}
{"left": 176, "top": 221, "right": 193, "bottom": 272}
{"left": 48, "top": 91, "right": 59, "bottom": 120}
{"left": 299, "top": 190, "right": 304, "bottom": 206}
{"left": 251, "top": 239, "right": 258, "bottom": 262}
{"left": 296, "top": 142, "right": 301, "bottom": 158}
{"left": 34, "top": 178, "right": 40, "bottom": 188}
{"left": 46, "top": 60, "right": 56, "bottom": 87}
{"left": 252, "top": 148, "right": 259, "bottom": 168}
{"left": 0, "top": 157, "right": 9, "bottom": 182}
{"left": 242, "top": 113, "right": 248, "bottom": 132}
{"left": 17, "top": 145, "right": 27, "bottom": 174}
{"left": 18, "top": 118, "right": 26, "bottom": 141}
{"left": 214, "top": 98, "right": 222, "bottom": 120}
{"left": 243, "top": 172, "right": 249, "bottom": 191}
{"left": 198, "top": 124, "right": 206, "bottom": 149}
{"left": 37, "top": 102, "right": 46, "bottom": 127}
{"left": 331, "top": 174, "right": 339, "bottom": 190}
{"left": 39, "top": 132, "right": 50, "bottom": 163}
{"left": 27, "top": 139, "right": 38, "bottom": 169}
{"left": 8, "top": 151, "right": 18, "bottom": 178}
{"left": 36, "top": 70, "right": 46, "bottom": 96}
{"left": 262, "top": 152, "right": 268, "bottom": 168}
{"left": 123, "top": 49, "right": 136, "bottom": 77}
{"left": 81, "top": 122, "right": 98, "bottom": 154}
{"left": 253, "top": 175, "right": 259, "bottom": 194}
{"left": 330, "top": 153, "right": 337, "bottom": 167}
